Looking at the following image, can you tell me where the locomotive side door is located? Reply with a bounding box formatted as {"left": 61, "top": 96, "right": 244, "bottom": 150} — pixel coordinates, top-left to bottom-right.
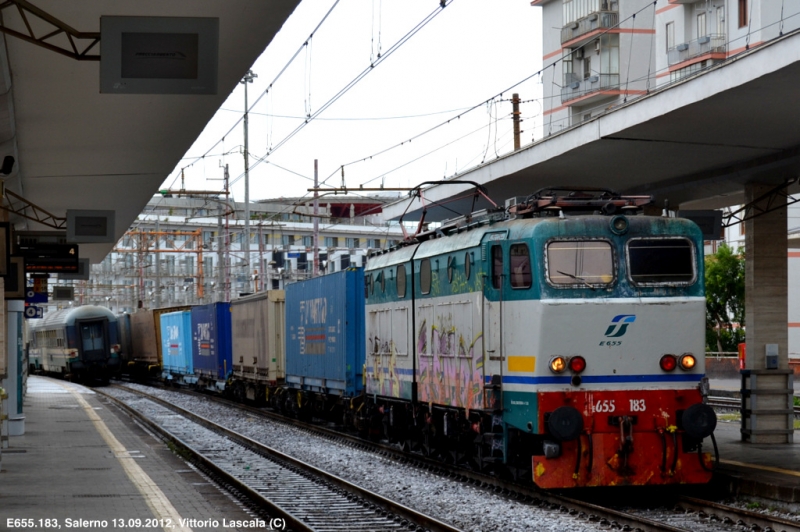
{"left": 481, "top": 235, "right": 507, "bottom": 408}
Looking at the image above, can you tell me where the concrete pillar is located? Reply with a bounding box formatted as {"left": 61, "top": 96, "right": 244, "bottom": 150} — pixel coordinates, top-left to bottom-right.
{"left": 1, "top": 300, "right": 24, "bottom": 436}
{"left": 742, "top": 183, "right": 793, "bottom": 443}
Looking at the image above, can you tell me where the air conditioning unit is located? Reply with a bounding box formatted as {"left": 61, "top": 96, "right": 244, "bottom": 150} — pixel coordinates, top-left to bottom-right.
{"left": 575, "top": 47, "right": 584, "bottom": 59}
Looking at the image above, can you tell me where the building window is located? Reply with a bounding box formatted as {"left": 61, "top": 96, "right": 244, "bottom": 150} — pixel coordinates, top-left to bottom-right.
{"left": 716, "top": 6, "right": 725, "bottom": 35}
{"left": 302, "top": 236, "right": 313, "bottom": 247}
{"left": 325, "top": 236, "right": 339, "bottom": 248}
{"left": 738, "top": 0, "right": 747, "bottom": 28}
{"left": 697, "top": 12, "right": 706, "bottom": 39}
{"left": 282, "top": 235, "right": 294, "bottom": 247}
{"left": 583, "top": 57, "right": 591, "bottom": 80}
{"left": 666, "top": 21, "right": 674, "bottom": 51}
{"left": 346, "top": 237, "right": 359, "bottom": 248}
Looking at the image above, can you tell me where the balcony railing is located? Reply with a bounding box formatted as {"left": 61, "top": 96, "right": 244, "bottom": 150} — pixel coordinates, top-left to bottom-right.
{"left": 561, "top": 72, "right": 620, "bottom": 103}
{"left": 561, "top": 11, "right": 619, "bottom": 45}
{"left": 668, "top": 34, "right": 726, "bottom": 66}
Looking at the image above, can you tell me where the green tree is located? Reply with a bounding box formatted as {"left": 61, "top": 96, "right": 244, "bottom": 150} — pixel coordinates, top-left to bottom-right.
{"left": 705, "top": 243, "right": 745, "bottom": 352}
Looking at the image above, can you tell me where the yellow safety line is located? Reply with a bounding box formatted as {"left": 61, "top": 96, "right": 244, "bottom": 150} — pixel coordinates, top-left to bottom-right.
{"left": 59, "top": 382, "right": 193, "bottom": 532}
{"left": 720, "top": 458, "right": 800, "bottom": 478}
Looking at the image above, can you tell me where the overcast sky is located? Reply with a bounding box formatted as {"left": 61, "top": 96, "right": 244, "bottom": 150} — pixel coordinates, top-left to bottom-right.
{"left": 162, "top": 1, "right": 543, "bottom": 208}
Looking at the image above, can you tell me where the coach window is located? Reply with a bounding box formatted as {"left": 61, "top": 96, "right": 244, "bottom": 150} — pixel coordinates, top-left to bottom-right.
{"left": 420, "top": 258, "right": 432, "bottom": 294}
{"left": 365, "top": 273, "right": 372, "bottom": 297}
{"left": 628, "top": 237, "right": 695, "bottom": 285}
{"left": 547, "top": 240, "right": 613, "bottom": 287}
{"left": 465, "top": 252, "right": 472, "bottom": 280}
{"left": 510, "top": 244, "right": 532, "bottom": 289}
{"left": 397, "top": 265, "right": 406, "bottom": 298}
{"left": 491, "top": 245, "right": 503, "bottom": 289}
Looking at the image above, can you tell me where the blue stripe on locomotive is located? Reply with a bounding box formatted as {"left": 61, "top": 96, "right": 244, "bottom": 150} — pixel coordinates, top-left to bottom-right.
{"left": 160, "top": 310, "right": 194, "bottom": 377}
{"left": 191, "top": 302, "right": 233, "bottom": 380}
{"left": 285, "top": 268, "right": 365, "bottom": 396}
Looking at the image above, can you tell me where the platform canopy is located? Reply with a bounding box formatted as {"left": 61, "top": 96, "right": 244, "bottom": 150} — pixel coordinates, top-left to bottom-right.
{"left": 0, "top": 0, "right": 300, "bottom": 262}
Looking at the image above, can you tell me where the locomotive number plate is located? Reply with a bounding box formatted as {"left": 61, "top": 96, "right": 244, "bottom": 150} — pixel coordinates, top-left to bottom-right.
{"left": 593, "top": 399, "right": 647, "bottom": 413}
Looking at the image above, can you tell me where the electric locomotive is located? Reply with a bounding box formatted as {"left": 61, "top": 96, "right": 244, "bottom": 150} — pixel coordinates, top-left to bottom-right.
{"left": 363, "top": 188, "right": 717, "bottom": 488}
{"left": 28, "top": 305, "right": 121, "bottom": 382}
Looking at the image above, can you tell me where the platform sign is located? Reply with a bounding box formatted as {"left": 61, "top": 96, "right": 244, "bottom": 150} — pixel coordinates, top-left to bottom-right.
{"left": 26, "top": 276, "right": 48, "bottom": 304}
{"left": 24, "top": 305, "right": 43, "bottom": 319}
{"left": 17, "top": 243, "right": 79, "bottom": 273}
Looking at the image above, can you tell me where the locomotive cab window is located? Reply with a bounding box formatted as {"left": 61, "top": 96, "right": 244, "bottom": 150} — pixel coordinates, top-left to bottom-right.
{"left": 547, "top": 240, "right": 613, "bottom": 287}
{"left": 628, "top": 237, "right": 695, "bottom": 285}
{"left": 510, "top": 244, "right": 532, "bottom": 289}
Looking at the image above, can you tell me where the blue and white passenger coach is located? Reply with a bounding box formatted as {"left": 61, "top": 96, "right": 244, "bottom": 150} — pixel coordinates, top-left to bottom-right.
{"left": 28, "top": 305, "right": 121, "bottom": 382}
{"left": 364, "top": 189, "right": 717, "bottom": 488}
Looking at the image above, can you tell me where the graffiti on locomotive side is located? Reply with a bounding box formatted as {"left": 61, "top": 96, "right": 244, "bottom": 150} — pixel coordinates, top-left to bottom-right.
{"left": 416, "top": 317, "right": 484, "bottom": 410}
{"left": 368, "top": 336, "right": 402, "bottom": 397}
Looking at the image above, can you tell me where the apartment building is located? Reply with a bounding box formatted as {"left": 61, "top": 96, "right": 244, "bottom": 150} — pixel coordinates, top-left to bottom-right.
{"left": 80, "top": 194, "right": 405, "bottom": 312}
{"left": 535, "top": 0, "right": 800, "bottom": 132}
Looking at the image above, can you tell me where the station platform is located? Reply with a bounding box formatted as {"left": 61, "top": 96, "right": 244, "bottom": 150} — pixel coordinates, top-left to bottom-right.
{"left": 0, "top": 376, "right": 260, "bottom": 532}
{"left": 701, "top": 377, "right": 800, "bottom": 510}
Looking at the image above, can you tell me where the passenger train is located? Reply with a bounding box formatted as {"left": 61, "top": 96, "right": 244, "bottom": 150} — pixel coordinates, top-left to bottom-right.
{"left": 28, "top": 305, "right": 120, "bottom": 382}
{"left": 114, "top": 188, "right": 717, "bottom": 489}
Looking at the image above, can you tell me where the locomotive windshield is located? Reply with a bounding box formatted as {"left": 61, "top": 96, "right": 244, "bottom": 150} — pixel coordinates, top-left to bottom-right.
{"left": 546, "top": 240, "right": 613, "bottom": 287}
{"left": 627, "top": 237, "right": 695, "bottom": 285}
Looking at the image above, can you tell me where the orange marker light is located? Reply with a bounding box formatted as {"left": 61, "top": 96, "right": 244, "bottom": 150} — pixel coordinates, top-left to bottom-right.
{"left": 549, "top": 356, "right": 567, "bottom": 373}
{"left": 679, "top": 354, "right": 696, "bottom": 370}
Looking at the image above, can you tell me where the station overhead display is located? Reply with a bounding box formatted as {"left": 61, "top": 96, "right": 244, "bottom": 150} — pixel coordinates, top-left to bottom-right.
{"left": 100, "top": 16, "right": 219, "bottom": 95}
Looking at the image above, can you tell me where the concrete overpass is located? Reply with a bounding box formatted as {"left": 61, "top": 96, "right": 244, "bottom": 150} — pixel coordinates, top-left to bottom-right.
{"left": 383, "top": 27, "right": 800, "bottom": 444}
{"left": 382, "top": 27, "right": 800, "bottom": 222}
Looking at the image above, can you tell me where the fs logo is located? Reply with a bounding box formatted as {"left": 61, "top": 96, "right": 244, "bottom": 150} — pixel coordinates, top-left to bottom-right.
{"left": 604, "top": 314, "right": 636, "bottom": 338}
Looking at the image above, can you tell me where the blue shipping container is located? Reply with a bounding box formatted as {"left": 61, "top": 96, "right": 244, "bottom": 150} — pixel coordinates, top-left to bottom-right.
{"left": 285, "top": 268, "right": 365, "bottom": 396}
{"left": 160, "top": 310, "right": 193, "bottom": 377}
{"left": 191, "top": 302, "right": 232, "bottom": 381}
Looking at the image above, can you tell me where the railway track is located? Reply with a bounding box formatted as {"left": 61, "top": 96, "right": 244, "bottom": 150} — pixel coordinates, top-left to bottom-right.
{"left": 97, "top": 386, "right": 459, "bottom": 532}
{"left": 109, "top": 382, "right": 800, "bottom": 532}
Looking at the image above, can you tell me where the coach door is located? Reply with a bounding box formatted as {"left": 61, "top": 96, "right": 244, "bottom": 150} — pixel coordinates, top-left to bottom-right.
{"left": 78, "top": 319, "right": 108, "bottom": 363}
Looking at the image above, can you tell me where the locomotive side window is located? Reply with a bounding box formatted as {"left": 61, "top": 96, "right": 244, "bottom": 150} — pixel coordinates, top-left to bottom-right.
{"left": 491, "top": 245, "right": 503, "bottom": 289}
{"left": 447, "top": 256, "right": 455, "bottom": 283}
{"left": 510, "top": 244, "right": 532, "bottom": 289}
{"left": 465, "top": 252, "right": 472, "bottom": 280}
{"left": 547, "top": 240, "right": 613, "bottom": 286}
{"left": 397, "top": 265, "right": 406, "bottom": 298}
{"left": 628, "top": 238, "right": 695, "bottom": 285}
{"left": 420, "top": 258, "right": 432, "bottom": 295}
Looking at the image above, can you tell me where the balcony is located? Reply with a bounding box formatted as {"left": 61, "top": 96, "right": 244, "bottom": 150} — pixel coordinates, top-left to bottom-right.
{"left": 561, "top": 72, "right": 620, "bottom": 104}
{"left": 561, "top": 11, "right": 619, "bottom": 47}
{"left": 668, "top": 34, "right": 727, "bottom": 66}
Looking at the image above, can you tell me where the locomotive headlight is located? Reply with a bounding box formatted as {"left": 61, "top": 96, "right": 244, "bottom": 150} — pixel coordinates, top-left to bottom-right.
{"left": 660, "top": 354, "right": 678, "bottom": 372}
{"left": 679, "top": 353, "right": 697, "bottom": 371}
{"left": 549, "top": 356, "right": 567, "bottom": 373}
